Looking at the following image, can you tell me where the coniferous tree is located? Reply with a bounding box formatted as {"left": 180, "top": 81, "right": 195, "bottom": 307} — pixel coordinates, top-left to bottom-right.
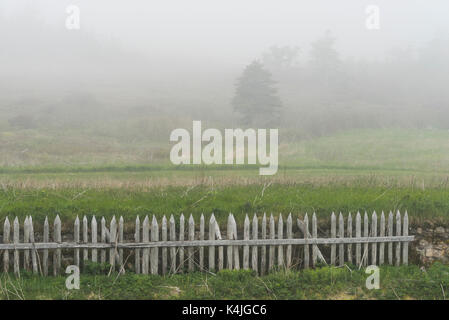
{"left": 232, "top": 61, "right": 282, "bottom": 127}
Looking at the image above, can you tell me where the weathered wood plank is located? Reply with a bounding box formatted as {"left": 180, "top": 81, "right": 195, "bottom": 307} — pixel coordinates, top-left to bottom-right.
{"left": 109, "top": 216, "right": 117, "bottom": 270}
{"left": 74, "top": 216, "right": 80, "bottom": 268}
{"left": 0, "top": 235, "right": 415, "bottom": 251}
{"left": 161, "top": 216, "right": 167, "bottom": 275}
{"left": 199, "top": 214, "right": 205, "bottom": 271}
{"left": 24, "top": 216, "right": 30, "bottom": 271}
{"left": 54, "top": 215, "right": 62, "bottom": 276}
{"left": 243, "top": 214, "right": 250, "bottom": 269}
{"left": 188, "top": 215, "right": 195, "bottom": 272}
{"left": 347, "top": 213, "right": 352, "bottom": 264}
{"left": 330, "top": 212, "right": 336, "bottom": 265}
{"left": 338, "top": 213, "right": 344, "bottom": 267}
{"left": 101, "top": 217, "right": 106, "bottom": 265}
{"left": 355, "top": 212, "right": 361, "bottom": 267}
{"left": 379, "top": 211, "right": 385, "bottom": 265}
{"left": 143, "top": 215, "right": 150, "bottom": 274}
{"left": 29, "top": 216, "right": 38, "bottom": 274}
{"left": 286, "top": 213, "right": 292, "bottom": 269}
{"left": 388, "top": 211, "right": 393, "bottom": 265}
{"left": 261, "top": 213, "right": 267, "bottom": 275}
{"left": 3, "top": 217, "right": 10, "bottom": 273}
{"left": 209, "top": 214, "right": 215, "bottom": 271}
{"left": 179, "top": 214, "right": 185, "bottom": 273}
{"left": 232, "top": 214, "right": 240, "bottom": 270}
{"left": 403, "top": 211, "right": 409, "bottom": 265}
{"left": 269, "top": 214, "right": 275, "bottom": 271}
{"left": 13, "top": 217, "right": 19, "bottom": 275}
{"left": 371, "top": 211, "right": 377, "bottom": 265}
{"left": 252, "top": 214, "right": 258, "bottom": 272}
{"left": 312, "top": 213, "right": 317, "bottom": 267}
{"left": 151, "top": 216, "right": 159, "bottom": 275}
{"left": 83, "top": 216, "right": 88, "bottom": 264}
{"left": 118, "top": 216, "right": 124, "bottom": 271}
{"left": 169, "top": 215, "right": 176, "bottom": 273}
{"left": 92, "top": 216, "right": 98, "bottom": 263}
{"left": 363, "top": 212, "right": 369, "bottom": 267}
{"left": 277, "top": 214, "right": 284, "bottom": 268}
{"left": 304, "top": 213, "right": 309, "bottom": 269}
{"left": 135, "top": 216, "right": 141, "bottom": 274}
{"left": 227, "top": 214, "right": 233, "bottom": 270}
{"left": 215, "top": 215, "right": 223, "bottom": 271}
{"left": 43, "top": 217, "right": 49, "bottom": 276}
{"left": 395, "top": 210, "right": 401, "bottom": 266}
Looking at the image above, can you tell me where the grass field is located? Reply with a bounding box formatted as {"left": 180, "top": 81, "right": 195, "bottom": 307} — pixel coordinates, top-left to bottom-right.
{"left": 1, "top": 264, "right": 448, "bottom": 300}
{"left": 1, "top": 127, "right": 449, "bottom": 299}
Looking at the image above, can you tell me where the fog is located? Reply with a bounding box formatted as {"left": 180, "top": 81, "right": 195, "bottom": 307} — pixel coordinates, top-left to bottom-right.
{"left": 1, "top": 0, "right": 449, "bottom": 137}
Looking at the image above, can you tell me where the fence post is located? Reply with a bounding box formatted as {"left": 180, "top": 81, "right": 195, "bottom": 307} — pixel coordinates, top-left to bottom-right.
{"left": 231, "top": 214, "right": 240, "bottom": 270}
{"left": 330, "top": 212, "right": 336, "bottom": 265}
{"left": 215, "top": 216, "right": 224, "bottom": 271}
{"left": 371, "top": 211, "right": 377, "bottom": 265}
{"left": 355, "top": 212, "right": 361, "bottom": 267}
{"left": 119, "top": 216, "right": 124, "bottom": 271}
{"left": 243, "top": 215, "right": 250, "bottom": 269}
{"left": 278, "top": 214, "right": 284, "bottom": 268}
{"left": 363, "top": 212, "right": 369, "bottom": 267}
{"left": 29, "top": 216, "right": 38, "bottom": 274}
{"left": 379, "top": 211, "right": 385, "bottom": 265}
{"left": 151, "top": 216, "right": 159, "bottom": 275}
{"left": 403, "top": 211, "right": 409, "bottom": 265}
{"left": 169, "top": 215, "right": 176, "bottom": 274}
{"left": 143, "top": 215, "right": 150, "bottom": 274}
{"left": 209, "top": 214, "right": 215, "bottom": 272}
{"left": 83, "top": 216, "right": 88, "bottom": 265}
{"left": 269, "top": 214, "right": 275, "bottom": 271}
{"left": 261, "top": 213, "right": 267, "bottom": 275}
{"left": 252, "top": 214, "right": 259, "bottom": 272}
{"left": 100, "top": 217, "right": 106, "bottom": 265}
{"left": 338, "top": 213, "right": 344, "bottom": 267}
{"left": 24, "top": 216, "right": 30, "bottom": 271}
{"left": 304, "top": 213, "right": 309, "bottom": 269}
{"left": 109, "top": 216, "right": 117, "bottom": 270}
{"left": 188, "top": 215, "right": 195, "bottom": 272}
{"left": 199, "top": 214, "right": 204, "bottom": 271}
{"left": 13, "top": 217, "right": 19, "bottom": 276}
{"left": 395, "top": 210, "right": 401, "bottom": 266}
{"left": 347, "top": 213, "right": 352, "bottom": 264}
{"left": 54, "top": 215, "right": 61, "bottom": 276}
{"left": 3, "top": 217, "right": 10, "bottom": 273}
{"left": 388, "top": 211, "right": 393, "bottom": 265}
{"left": 286, "top": 213, "right": 292, "bottom": 269}
{"left": 227, "top": 214, "right": 233, "bottom": 270}
{"left": 161, "top": 216, "right": 167, "bottom": 275}
{"left": 312, "top": 213, "right": 317, "bottom": 267}
{"left": 135, "top": 216, "right": 140, "bottom": 274}
{"left": 74, "top": 216, "right": 80, "bottom": 268}
{"left": 179, "top": 214, "right": 185, "bottom": 273}
{"left": 92, "top": 216, "right": 98, "bottom": 264}
{"left": 43, "top": 217, "right": 49, "bottom": 276}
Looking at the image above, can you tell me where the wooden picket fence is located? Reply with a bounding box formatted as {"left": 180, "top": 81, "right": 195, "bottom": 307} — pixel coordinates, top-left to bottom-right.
{"left": 0, "top": 211, "right": 413, "bottom": 276}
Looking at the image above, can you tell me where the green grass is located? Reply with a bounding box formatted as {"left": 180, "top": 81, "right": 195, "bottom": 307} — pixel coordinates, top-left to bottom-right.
{"left": 2, "top": 264, "right": 448, "bottom": 300}
{"left": 1, "top": 184, "right": 449, "bottom": 226}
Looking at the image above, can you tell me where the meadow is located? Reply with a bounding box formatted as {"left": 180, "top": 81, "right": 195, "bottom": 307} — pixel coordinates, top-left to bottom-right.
{"left": 2, "top": 264, "right": 449, "bottom": 300}
{"left": 1, "top": 126, "right": 449, "bottom": 299}
{"left": 1, "top": 127, "right": 449, "bottom": 226}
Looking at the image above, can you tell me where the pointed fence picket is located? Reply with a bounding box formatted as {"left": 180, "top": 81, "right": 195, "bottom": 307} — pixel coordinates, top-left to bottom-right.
{"left": 0, "top": 211, "right": 413, "bottom": 276}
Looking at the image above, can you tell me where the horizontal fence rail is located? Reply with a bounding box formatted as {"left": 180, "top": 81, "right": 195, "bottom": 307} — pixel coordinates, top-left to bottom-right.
{"left": 0, "top": 211, "right": 413, "bottom": 276}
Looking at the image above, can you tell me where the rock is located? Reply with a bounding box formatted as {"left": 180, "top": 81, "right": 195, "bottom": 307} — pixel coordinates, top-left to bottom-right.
{"left": 435, "top": 227, "right": 445, "bottom": 234}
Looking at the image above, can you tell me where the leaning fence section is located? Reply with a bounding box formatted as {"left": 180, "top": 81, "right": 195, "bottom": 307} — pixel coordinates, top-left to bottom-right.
{"left": 0, "top": 211, "right": 413, "bottom": 276}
